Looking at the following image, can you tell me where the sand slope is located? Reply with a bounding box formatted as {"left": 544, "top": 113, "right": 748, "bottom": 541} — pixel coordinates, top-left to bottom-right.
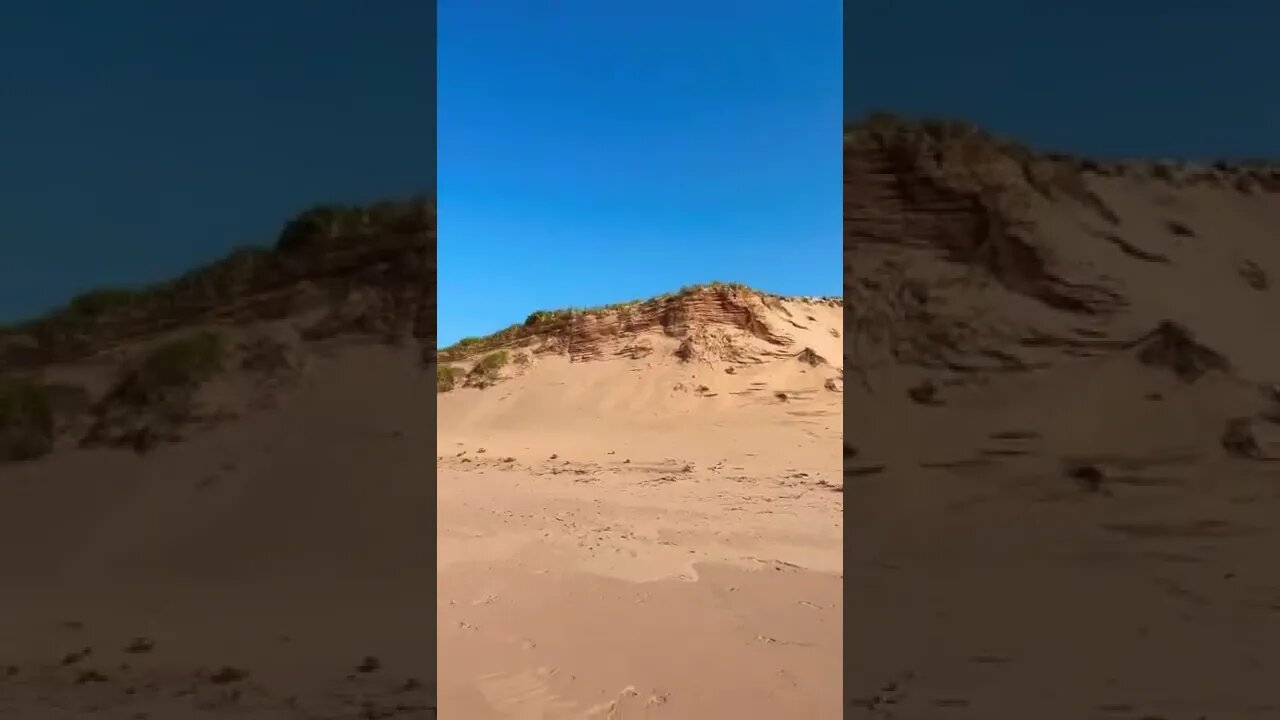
{"left": 0, "top": 346, "right": 436, "bottom": 718}
{"left": 0, "top": 201, "right": 437, "bottom": 718}
{"left": 0, "top": 277, "right": 843, "bottom": 718}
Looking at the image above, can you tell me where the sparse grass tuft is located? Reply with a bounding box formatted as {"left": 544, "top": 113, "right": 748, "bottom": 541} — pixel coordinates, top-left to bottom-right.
{"left": 437, "top": 364, "right": 459, "bottom": 392}
{"left": 134, "top": 331, "right": 227, "bottom": 395}
{"left": 475, "top": 351, "right": 509, "bottom": 373}
{"left": 524, "top": 310, "right": 560, "bottom": 326}
{"left": 66, "top": 288, "right": 144, "bottom": 318}
{"left": 0, "top": 379, "right": 56, "bottom": 461}
{"left": 461, "top": 350, "right": 511, "bottom": 389}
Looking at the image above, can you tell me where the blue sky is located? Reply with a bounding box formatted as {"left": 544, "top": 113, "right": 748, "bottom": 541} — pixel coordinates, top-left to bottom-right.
{"left": 847, "top": 2, "right": 1280, "bottom": 161}
{"left": 0, "top": 2, "right": 434, "bottom": 324}
{"left": 437, "top": 1, "right": 843, "bottom": 346}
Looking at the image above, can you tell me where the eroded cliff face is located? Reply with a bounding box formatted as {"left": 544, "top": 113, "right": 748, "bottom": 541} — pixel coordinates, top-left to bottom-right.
{"left": 440, "top": 284, "right": 840, "bottom": 364}
{"left": 846, "top": 116, "right": 1124, "bottom": 316}
{"left": 844, "top": 115, "right": 1280, "bottom": 381}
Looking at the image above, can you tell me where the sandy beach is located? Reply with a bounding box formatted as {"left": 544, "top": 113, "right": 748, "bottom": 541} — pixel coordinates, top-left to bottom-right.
{"left": 436, "top": 290, "right": 844, "bottom": 718}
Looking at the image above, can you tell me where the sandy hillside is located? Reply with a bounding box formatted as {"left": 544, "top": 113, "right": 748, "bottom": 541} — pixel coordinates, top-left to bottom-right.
{"left": 436, "top": 285, "right": 844, "bottom": 718}
{"left": 0, "top": 200, "right": 439, "bottom": 718}
{"left": 845, "top": 115, "right": 1280, "bottom": 719}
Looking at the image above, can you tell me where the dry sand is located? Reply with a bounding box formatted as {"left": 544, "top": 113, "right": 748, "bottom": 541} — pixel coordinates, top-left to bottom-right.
{"left": 0, "top": 345, "right": 436, "bottom": 718}
{"left": 844, "top": 117, "right": 1280, "bottom": 719}
{"left": 0, "top": 281, "right": 843, "bottom": 718}
{"left": 9, "top": 117, "right": 1280, "bottom": 719}
{"left": 436, "top": 291, "right": 844, "bottom": 718}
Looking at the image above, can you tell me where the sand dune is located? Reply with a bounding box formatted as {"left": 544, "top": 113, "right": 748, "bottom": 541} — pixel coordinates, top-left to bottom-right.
{"left": 1, "top": 262, "right": 842, "bottom": 717}
{"left": 10, "top": 114, "right": 1277, "bottom": 718}
{"left": 0, "top": 202, "right": 437, "bottom": 718}
{"left": 436, "top": 285, "right": 844, "bottom": 718}
{"left": 845, "top": 115, "right": 1280, "bottom": 719}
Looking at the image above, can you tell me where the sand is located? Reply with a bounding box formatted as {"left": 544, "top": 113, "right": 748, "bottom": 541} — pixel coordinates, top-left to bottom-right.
{"left": 1, "top": 286, "right": 844, "bottom": 718}
{"left": 436, "top": 294, "right": 844, "bottom": 718}
{"left": 0, "top": 346, "right": 436, "bottom": 718}
{"left": 9, "top": 115, "right": 1280, "bottom": 719}
{"left": 843, "top": 117, "right": 1280, "bottom": 719}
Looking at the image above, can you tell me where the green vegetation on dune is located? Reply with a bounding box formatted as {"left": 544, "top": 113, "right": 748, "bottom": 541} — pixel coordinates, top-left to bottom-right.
{"left": 0, "top": 378, "right": 94, "bottom": 461}
{"left": 139, "top": 331, "right": 227, "bottom": 389}
{"left": 0, "top": 379, "right": 56, "bottom": 461}
{"left": 475, "top": 350, "right": 509, "bottom": 372}
{"left": 275, "top": 197, "right": 435, "bottom": 254}
{"left": 436, "top": 364, "right": 460, "bottom": 393}
{"left": 0, "top": 197, "right": 434, "bottom": 348}
{"left": 104, "top": 331, "right": 230, "bottom": 411}
{"left": 461, "top": 351, "right": 510, "bottom": 389}
{"left": 65, "top": 287, "right": 147, "bottom": 319}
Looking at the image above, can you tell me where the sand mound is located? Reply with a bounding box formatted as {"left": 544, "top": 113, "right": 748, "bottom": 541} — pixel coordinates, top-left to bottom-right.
{"left": 436, "top": 283, "right": 843, "bottom": 403}
{"left": 435, "top": 285, "right": 844, "bottom": 717}
{"left": 0, "top": 200, "right": 437, "bottom": 716}
{"left": 436, "top": 284, "right": 843, "bottom": 465}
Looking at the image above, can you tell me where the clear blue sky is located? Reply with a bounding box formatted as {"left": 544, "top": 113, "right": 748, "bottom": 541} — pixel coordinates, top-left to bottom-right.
{"left": 0, "top": 2, "right": 434, "bottom": 324}
{"left": 437, "top": 1, "right": 843, "bottom": 346}
{"left": 847, "top": 3, "right": 1280, "bottom": 161}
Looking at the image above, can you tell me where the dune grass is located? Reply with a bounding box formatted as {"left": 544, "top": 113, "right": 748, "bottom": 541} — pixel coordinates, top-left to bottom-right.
{"left": 437, "top": 364, "right": 460, "bottom": 393}
{"left": 103, "top": 331, "right": 230, "bottom": 411}
{"left": 138, "top": 331, "right": 227, "bottom": 390}
{"left": 474, "top": 350, "right": 509, "bottom": 373}
{"left": 0, "top": 197, "right": 434, "bottom": 352}
{"left": 0, "top": 379, "right": 56, "bottom": 461}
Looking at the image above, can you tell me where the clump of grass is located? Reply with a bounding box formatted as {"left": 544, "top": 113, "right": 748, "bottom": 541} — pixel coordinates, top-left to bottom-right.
{"left": 524, "top": 310, "right": 559, "bottom": 326}
{"left": 117, "top": 331, "right": 228, "bottom": 407}
{"left": 85, "top": 331, "right": 228, "bottom": 452}
{"left": 0, "top": 379, "right": 56, "bottom": 461}
{"left": 524, "top": 308, "right": 605, "bottom": 327}
{"left": 475, "top": 350, "right": 509, "bottom": 373}
{"left": 675, "top": 281, "right": 750, "bottom": 296}
{"left": 66, "top": 287, "right": 143, "bottom": 318}
{"left": 275, "top": 197, "right": 435, "bottom": 254}
{"left": 462, "top": 350, "right": 511, "bottom": 389}
{"left": 437, "top": 365, "right": 459, "bottom": 393}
